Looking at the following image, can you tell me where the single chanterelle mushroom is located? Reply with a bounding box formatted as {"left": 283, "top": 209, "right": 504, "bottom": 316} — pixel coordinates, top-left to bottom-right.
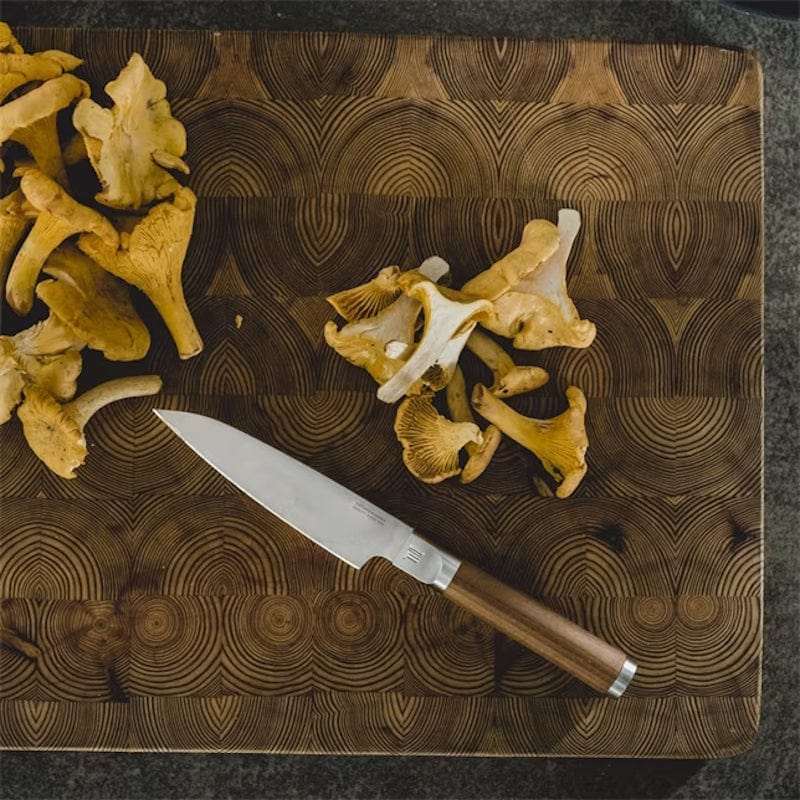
{"left": 0, "top": 73, "right": 89, "bottom": 184}
{"left": 17, "top": 375, "right": 162, "bottom": 478}
{"left": 0, "top": 45, "right": 83, "bottom": 103}
{"left": 466, "top": 328, "right": 549, "bottom": 398}
{"left": 73, "top": 52, "right": 189, "bottom": 210}
{"left": 36, "top": 244, "right": 151, "bottom": 361}
{"left": 78, "top": 186, "right": 202, "bottom": 359}
{"left": 0, "top": 22, "right": 23, "bottom": 54}
{"left": 327, "top": 257, "right": 450, "bottom": 323}
{"left": 394, "top": 392, "right": 483, "bottom": 483}
{"left": 5, "top": 166, "right": 118, "bottom": 315}
{"left": 377, "top": 274, "right": 493, "bottom": 404}
{"left": 0, "top": 314, "right": 84, "bottom": 423}
{"left": 488, "top": 209, "right": 596, "bottom": 350}
{"left": 461, "top": 219, "right": 560, "bottom": 302}
{"left": 0, "top": 188, "right": 31, "bottom": 282}
{"left": 324, "top": 257, "right": 451, "bottom": 388}
{"left": 445, "top": 366, "right": 502, "bottom": 484}
{"left": 471, "top": 384, "right": 589, "bottom": 498}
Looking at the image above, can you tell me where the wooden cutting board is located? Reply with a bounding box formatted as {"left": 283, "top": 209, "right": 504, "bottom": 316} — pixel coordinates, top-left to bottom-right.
{"left": 0, "top": 28, "right": 763, "bottom": 757}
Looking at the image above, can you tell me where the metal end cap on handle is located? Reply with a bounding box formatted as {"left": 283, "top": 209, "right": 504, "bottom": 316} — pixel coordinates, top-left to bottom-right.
{"left": 606, "top": 658, "right": 637, "bottom": 698}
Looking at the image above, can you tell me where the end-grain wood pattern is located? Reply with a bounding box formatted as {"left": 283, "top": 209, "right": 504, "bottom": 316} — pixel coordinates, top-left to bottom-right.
{"left": 0, "top": 29, "right": 763, "bottom": 758}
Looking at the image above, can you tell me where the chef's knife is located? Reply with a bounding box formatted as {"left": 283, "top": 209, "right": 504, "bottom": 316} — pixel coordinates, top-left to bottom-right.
{"left": 154, "top": 409, "right": 637, "bottom": 697}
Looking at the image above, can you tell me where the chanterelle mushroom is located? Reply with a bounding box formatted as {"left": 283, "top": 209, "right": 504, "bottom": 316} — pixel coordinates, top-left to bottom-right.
{"left": 466, "top": 328, "right": 549, "bottom": 398}
{"left": 461, "top": 219, "right": 560, "bottom": 302}
{"left": 327, "top": 257, "right": 450, "bottom": 323}
{"left": 0, "top": 73, "right": 89, "bottom": 184}
{"left": 394, "top": 392, "right": 483, "bottom": 483}
{"left": 0, "top": 314, "right": 84, "bottom": 423}
{"left": 17, "top": 375, "right": 162, "bottom": 478}
{"left": 445, "top": 366, "right": 502, "bottom": 484}
{"left": 0, "top": 188, "right": 30, "bottom": 283}
{"left": 36, "top": 244, "right": 151, "bottom": 361}
{"left": 0, "top": 46, "right": 83, "bottom": 103}
{"left": 6, "top": 166, "right": 118, "bottom": 315}
{"left": 0, "top": 22, "right": 23, "bottom": 54}
{"left": 324, "top": 257, "right": 451, "bottom": 388}
{"left": 73, "top": 52, "right": 189, "bottom": 210}
{"left": 78, "top": 186, "right": 202, "bottom": 359}
{"left": 377, "top": 274, "right": 493, "bottom": 404}
{"left": 488, "top": 209, "right": 596, "bottom": 350}
{"left": 471, "top": 384, "right": 589, "bottom": 498}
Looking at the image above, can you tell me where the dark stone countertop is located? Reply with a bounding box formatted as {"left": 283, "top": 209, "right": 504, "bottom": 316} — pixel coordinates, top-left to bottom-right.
{"left": 0, "top": 1, "right": 798, "bottom": 798}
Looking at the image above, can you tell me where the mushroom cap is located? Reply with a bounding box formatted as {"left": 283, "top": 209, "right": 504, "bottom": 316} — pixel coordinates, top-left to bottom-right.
{"left": 17, "top": 384, "right": 87, "bottom": 479}
{"left": 0, "top": 50, "right": 83, "bottom": 102}
{"left": 72, "top": 52, "right": 188, "bottom": 210}
{"left": 0, "top": 188, "right": 30, "bottom": 277}
{"left": 0, "top": 23, "right": 24, "bottom": 54}
{"left": 491, "top": 365, "right": 549, "bottom": 398}
{"left": 37, "top": 244, "right": 151, "bottom": 361}
{"left": 17, "top": 348, "right": 82, "bottom": 402}
{"left": 0, "top": 344, "right": 25, "bottom": 424}
{"left": 0, "top": 73, "right": 89, "bottom": 143}
{"left": 327, "top": 266, "right": 402, "bottom": 323}
{"left": 394, "top": 393, "right": 482, "bottom": 483}
{"left": 16, "top": 166, "right": 118, "bottom": 242}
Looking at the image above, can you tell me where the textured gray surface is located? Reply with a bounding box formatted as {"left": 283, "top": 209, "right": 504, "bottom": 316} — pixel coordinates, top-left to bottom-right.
{"left": 0, "top": 1, "right": 798, "bottom": 798}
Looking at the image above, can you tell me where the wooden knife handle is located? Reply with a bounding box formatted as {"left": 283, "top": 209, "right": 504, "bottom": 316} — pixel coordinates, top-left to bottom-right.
{"left": 442, "top": 561, "right": 636, "bottom": 696}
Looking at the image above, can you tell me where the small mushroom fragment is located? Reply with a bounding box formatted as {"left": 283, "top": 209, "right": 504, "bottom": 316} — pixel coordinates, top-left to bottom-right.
{"left": 327, "top": 256, "right": 450, "bottom": 323}
{"left": 1, "top": 314, "right": 84, "bottom": 423}
{"left": 72, "top": 53, "right": 189, "bottom": 210}
{"left": 445, "top": 366, "right": 502, "bottom": 484}
{"left": 461, "top": 219, "right": 560, "bottom": 302}
{"left": 36, "top": 244, "right": 151, "bottom": 361}
{"left": 377, "top": 275, "right": 493, "bottom": 404}
{"left": 0, "top": 47, "right": 83, "bottom": 103}
{"left": 0, "top": 73, "right": 89, "bottom": 183}
{"left": 466, "top": 328, "right": 549, "bottom": 398}
{"left": 488, "top": 209, "right": 596, "bottom": 350}
{"left": 394, "top": 392, "right": 483, "bottom": 483}
{"left": 78, "top": 186, "right": 202, "bottom": 359}
{"left": 471, "top": 384, "right": 589, "bottom": 498}
{"left": 0, "top": 188, "right": 30, "bottom": 282}
{"left": 17, "top": 375, "right": 162, "bottom": 478}
{"left": 6, "top": 166, "right": 118, "bottom": 315}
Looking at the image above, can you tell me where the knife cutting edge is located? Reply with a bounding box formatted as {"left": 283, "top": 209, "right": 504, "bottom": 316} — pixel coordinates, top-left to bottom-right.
{"left": 153, "top": 409, "right": 637, "bottom": 697}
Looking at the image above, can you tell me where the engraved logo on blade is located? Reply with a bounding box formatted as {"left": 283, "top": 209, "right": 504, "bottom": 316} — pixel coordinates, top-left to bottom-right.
{"left": 403, "top": 545, "right": 424, "bottom": 564}
{"left": 352, "top": 500, "right": 387, "bottom": 526}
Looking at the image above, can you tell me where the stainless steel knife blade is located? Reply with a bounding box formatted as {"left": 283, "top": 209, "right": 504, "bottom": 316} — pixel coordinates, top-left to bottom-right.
{"left": 153, "top": 409, "right": 461, "bottom": 588}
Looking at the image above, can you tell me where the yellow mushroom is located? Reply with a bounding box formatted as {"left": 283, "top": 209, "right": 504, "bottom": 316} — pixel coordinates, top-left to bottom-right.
{"left": 0, "top": 314, "right": 84, "bottom": 423}
{"left": 445, "top": 366, "right": 502, "bottom": 484}
{"left": 377, "top": 274, "right": 493, "bottom": 404}
{"left": 488, "top": 210, "right": 596, "bottom": 350}
{"left": 471, "top": 383, "right": 589, "bottom": 498}
{"left": 0, "top": 22, "right": 24, "bottom": 54}
{"left": 394, "top": 392, "right": 483, "bottom": 484}
{"left": 327, "top": 256, "right": 450, "bottom": 323}
{"left": 6, "top": 167, "right": 118, "bottom": 315}
{"left": 0, "top": 73, "right": 89, "bottom": 184}
{"left": 461, "top": 219, "right": 560, "bottom": 302}
{"left": 0, "top": 188, "right": 30, "bottom": 283}
{"left": 36, "top": 244, "right": 151, "bottom": 361}
{"left": 0, "top": 47, "right": 83, "bottom": 102}
{"left": 465, "top": 328, "right": 549, "bottom": 398}
{"left": 72, "top": 53, "right": 189, "bottom": 210}
{"left": 17, "top": 375, "right": 162, "bottom": 478}
{"left": 78, "top": 186, "right": 202, "bottom": 359}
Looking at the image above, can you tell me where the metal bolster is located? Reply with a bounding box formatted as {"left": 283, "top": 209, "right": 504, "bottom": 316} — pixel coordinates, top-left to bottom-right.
{"left": 390, "top": 531, "right": 461, "bottom": 590}
{"left": 607, "top": 658, "right": 637, "bottom": 698}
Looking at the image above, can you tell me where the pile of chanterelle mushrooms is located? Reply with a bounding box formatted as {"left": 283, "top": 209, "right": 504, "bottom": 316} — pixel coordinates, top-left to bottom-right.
{"left": 0, "top": 23, "right": 201, "bottom": 478}
{"left": 325, "top": 209, "right": 596, "bottom": 498}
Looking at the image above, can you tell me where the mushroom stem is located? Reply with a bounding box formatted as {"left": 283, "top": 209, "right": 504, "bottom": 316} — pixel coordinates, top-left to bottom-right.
{"left": 65, "top": 374, "right": 162, "bottom": 430}
{"left": 0, "top": 626, "right": 41, "bottom": 659}
{"left": 6, "top": 211, "right": 77, "bottom": 314}
{"left": 466, "top": 329, "right": 549, "bottom": 398}
{"left": 445, "top": 365, "right": 481, "bottom": 457}
{"left": 148, "top": 285, "right": 203, "bottom": 360}
{"left": 14, "top": 116, "right": 67, "bottom": 186}
{"left": 0, "top": 189, "right": 30, "bottom": 282}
